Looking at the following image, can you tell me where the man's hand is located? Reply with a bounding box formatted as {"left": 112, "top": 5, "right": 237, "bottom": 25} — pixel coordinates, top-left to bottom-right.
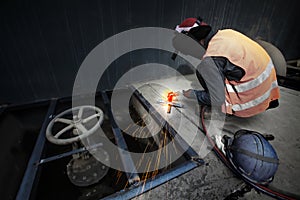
{"left": 175, "top": 89, "right": 197, "bottom": 99}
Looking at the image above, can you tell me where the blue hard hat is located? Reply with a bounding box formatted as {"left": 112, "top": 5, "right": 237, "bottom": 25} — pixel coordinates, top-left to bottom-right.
{"left": 225, "top": 129, "right": 279, "bottom": 185}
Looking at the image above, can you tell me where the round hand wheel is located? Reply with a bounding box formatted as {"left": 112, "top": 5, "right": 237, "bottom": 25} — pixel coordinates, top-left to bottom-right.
{"left": 46, "top": 105, "right": 104, "bottom": 145}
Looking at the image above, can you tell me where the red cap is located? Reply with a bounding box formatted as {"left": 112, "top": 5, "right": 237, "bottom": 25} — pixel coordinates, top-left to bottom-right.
{"left": 175, "top": 17, "right": 209, "bottom": 33}
{"left": 178, "top": 18, "right": 198, "bottom": 28}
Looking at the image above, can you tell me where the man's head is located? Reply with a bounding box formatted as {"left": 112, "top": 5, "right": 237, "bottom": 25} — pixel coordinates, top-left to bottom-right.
{"left": 172, "top": 17, "right": 211, "bottom": 59}
{"left": 175, "top": 17, "right": 212, "bottom": 43}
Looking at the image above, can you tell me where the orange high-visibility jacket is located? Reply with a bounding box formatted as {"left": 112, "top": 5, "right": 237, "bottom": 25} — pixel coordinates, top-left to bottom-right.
{"left": 204, "top": 29, "right": 280, "bottom": 117}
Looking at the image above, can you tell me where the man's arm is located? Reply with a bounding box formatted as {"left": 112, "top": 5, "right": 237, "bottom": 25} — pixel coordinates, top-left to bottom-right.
{"left": 196, "top": 57, "right": 226, "bottom": 106}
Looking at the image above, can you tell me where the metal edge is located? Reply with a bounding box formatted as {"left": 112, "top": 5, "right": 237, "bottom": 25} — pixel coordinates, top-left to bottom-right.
{"left": 101, "top": 160, "right": 199, "bottom": 200}
{"left": 131, "top": 87, "right": 201, "bottom": 160}
{"left": 15, "top": 99, "right": 57, "bottom": 200}
{"left": 100, "top": 91, "right": 140, "bottom": 185}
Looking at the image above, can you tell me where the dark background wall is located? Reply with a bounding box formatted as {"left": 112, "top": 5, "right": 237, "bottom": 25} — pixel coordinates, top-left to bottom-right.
{"left": 1, "top": 0, "right": 299, "bottom": 105}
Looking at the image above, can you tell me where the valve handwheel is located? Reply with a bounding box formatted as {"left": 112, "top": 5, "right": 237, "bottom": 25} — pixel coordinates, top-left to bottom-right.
{"left": 46, "top": 105, "right": 104, "bottom": 145}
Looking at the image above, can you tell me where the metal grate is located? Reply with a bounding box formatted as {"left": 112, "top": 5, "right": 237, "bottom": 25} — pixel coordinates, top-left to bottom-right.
{"left": 13, "top": 89, "right": 204, "bottom": 200}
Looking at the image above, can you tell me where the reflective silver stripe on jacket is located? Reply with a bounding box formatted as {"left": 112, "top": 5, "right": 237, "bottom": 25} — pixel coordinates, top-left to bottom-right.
{"left": 226, "top": 60, "right": 274, "bottom": 93}
{"left": 226, "top": 81, "right": 278, "bottom": 111}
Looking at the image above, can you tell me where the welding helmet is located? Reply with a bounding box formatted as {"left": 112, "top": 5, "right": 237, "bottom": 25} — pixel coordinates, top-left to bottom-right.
{"left": 172, "top": 17, "right": 211, "bottom": 60}
{"left": 172, "top": 17, "right": 210, "bottom": 60}
{"left": 175, "top": 17, "right": 212, "bottom": 41}
{"left": 224, "top": 129, "right": 279, "bottom": 185}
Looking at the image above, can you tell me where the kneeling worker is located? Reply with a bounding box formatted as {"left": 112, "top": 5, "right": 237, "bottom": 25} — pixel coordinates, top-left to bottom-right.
{"left": 172, "top": 17, "right": 280, "bottom": 117}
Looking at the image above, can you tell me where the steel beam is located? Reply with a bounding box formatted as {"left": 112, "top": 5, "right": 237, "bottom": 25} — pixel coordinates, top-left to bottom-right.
{"left": 101, "top": 91, "right": 140, "bottom": 185}
{"left": 37, "top": 143, "right": 103, "bottom": 165}
{"left": 102, "top": 160, "right": 200, "bottom": 200}
{"left": 16, "top": 99, "right": 57, "bottom": 200}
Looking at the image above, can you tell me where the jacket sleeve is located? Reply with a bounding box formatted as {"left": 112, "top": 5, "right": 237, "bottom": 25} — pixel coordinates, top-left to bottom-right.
{"left": 196, "top": 57, "right": 226, "bottom": 106}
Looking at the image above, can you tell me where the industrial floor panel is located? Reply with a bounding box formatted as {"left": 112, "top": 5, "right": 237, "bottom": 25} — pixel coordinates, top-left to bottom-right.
{"left": 131, "top": 74, "right": 300, "bottom": 199}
